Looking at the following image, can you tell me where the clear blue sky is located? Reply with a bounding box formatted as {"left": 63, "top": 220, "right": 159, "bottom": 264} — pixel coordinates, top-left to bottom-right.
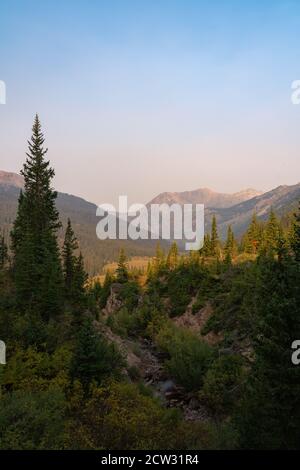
{"left": 0, "top": 0, "right": 300, "bottom": 205}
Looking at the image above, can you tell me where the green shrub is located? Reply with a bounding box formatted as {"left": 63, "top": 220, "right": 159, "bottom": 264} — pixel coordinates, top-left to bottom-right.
{"left": 71, "top": 320, "right": 124, "bottom": 390}
{"left": 118, "top": 281, "right": 141, "bottom": 310}
{"left": 199, "top": 354, "right": 246, "bottom": 414}
{"left": 108, "top": 302, "right": 167, "bottom": 339}
{"left": 67, "top": 381, "right": 183, "bottom": 450}
{"left": 0, "top": 388, "right": 67, "bottom": 449}
{"left": 156, "top": 323, "right": 213, "bottom": 391}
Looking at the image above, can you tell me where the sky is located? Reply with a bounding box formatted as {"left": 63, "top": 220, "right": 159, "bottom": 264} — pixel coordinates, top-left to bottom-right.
{"left": 0, "top": 0, "right": 300, "bottom": 206}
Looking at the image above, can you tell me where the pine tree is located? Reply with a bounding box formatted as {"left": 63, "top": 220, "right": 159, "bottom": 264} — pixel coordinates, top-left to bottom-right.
{"left": 152, "top": 242, "right": 165, "bottom": 275}
{"left": 70, "top": 318, "right": 123, "bottom": 392}
{"left": 62, "top": 220, "right": 87, "bottom": 305}
{"left": 210, "top": 215, "right": 220, "bottom": 257}
{"left": 0, "top": 234, "right": 8, "bottom": 269}
{"left": 73, "top": 252, "right": 88, "bottom": 304}
{"left": 200, "top": 233, "right": 211, "bottom": 257}
{"left": 116, "top": 248, "right": 129, "bottom": 283}
{"left": 224, "top": 225, "right": 236, "bottom": 265}
{"left": 62, "top": 219, "right": 78, "bottom": 296}
{"left": 291, "top": 202, "right": 300, "bottom": 261}
{"left": 242, "top": 213, "right": 262, "bottom": 254}
{"left": 263, "top": 209, "right": 281, "bottom": 255}
{"left": 146, "top": 260, "right": 153, "bottom": 278}
{"left": 89, "top": 279, "right": 102, "bottom": 302}
{"left": 100, "top": 270, "right": 114, "bottom": 308}
{"left": 10, "top": 115, "right": 63, "bottom": 318}
{"left": 166, "top": 242, "right": 179, "bottom": 269}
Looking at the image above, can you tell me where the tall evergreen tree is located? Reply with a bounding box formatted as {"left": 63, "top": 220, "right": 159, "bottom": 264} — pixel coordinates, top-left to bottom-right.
{"left": 11, "top": 115, "right": 63, "bottom": 318}
{"left": 210, "top": 215, "right": 220, "bottom": 257}
{"left": 73, "top": 252, "right": 88, "bottom": 304}
{"left": 166, "top": 242, "right": 179, "bottom": 269}
{"left": 116, "top": 248, "right": 129, "bottom": 283}
{"left": 263, "top": 209, "right": 281, "bottom": 255}
{"left": 152, "top": 242, "right": 165, "bottom": 275}
{"left": 224, "top": 225, "right": 236, "bottom": 264}
{"left": 200, "top": 233, "right": 211, "bottom": 257}
{"left": 70, "top": 318, "right": 123, "bottom": 392}
{"left": 99, "top": 270, "right": 114, "bottom": 308}
{"left": 291, "top": 202, "right": 300, "bottom": 261}
{"left": 0, "top": 233, "right": 8, "bottom": 269}
{"left": 242, "top": 213, "right": 262, "bottom": 254}
{"left": 62, "top": 218, "right": 79, "bottom": 297}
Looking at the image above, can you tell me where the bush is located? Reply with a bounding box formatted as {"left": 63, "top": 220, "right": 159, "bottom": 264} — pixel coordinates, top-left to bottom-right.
{"left": 108, "top": 302, "right": 167, "bottom": 339}
{"left": 1, "top": 345, "right": 72, "bottom": 393}
{"left": 199, "top": 354, "right": 246, "bottom": 414}
{"left": 167, "top": 264, "right": 207, "bottom": 317}
{"left": 67, "top": 381, "right": 183, "bottom": 449}
{"left": 118, "top": 281, "right": 141, "bottom": 310}
{"left": 0, "top": 388, "right": 67, "bottom": 449}
{"left": 156, "top": 323, "right": 213, "bottom": 391}
{"left": 70, "top": 319, "right": 124, "bottom": 390}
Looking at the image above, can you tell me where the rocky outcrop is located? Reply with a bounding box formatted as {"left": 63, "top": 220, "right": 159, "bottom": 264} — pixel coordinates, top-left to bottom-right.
{"left": 173, "top": 299, "right": 222, "bottom": 345}
{"left": 102, "top": 283, "right": 124, "bottom": 316}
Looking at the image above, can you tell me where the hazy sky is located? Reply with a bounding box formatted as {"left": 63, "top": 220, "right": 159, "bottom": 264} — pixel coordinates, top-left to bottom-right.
{"left": 0, "top": 0, "right": 300, "bottom": 206}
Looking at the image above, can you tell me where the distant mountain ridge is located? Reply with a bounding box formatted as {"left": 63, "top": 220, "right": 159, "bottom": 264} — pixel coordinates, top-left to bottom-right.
{"left": 148, "top": 187, "right": 262, "bottom": 208}
{"left": 208, "top": 182, "right": 300, "bottom": 238}
{"left": 0, "top": 171, "right": 24, "bottom": 188}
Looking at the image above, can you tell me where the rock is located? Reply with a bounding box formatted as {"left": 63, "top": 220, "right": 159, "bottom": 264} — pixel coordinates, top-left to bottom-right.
{"left": 160, "top": 380, "right": 176, "bottom": 393}
{"left": 218, "top": 348, "right": 233, "bottom": 356}
{"left": 102, "top": 284, "right": 123, "bottom": 315}
{"left": 188, "top": 397, "right": 200, "bottom": 410}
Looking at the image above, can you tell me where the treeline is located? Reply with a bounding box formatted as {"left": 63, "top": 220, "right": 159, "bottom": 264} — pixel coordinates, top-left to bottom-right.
{"left": 201, "top": 210, "right": 296, "bottom": 263}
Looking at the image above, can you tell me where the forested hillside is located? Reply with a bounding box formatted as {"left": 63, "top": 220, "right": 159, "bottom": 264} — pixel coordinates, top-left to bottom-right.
{"left": 0, "top": 117, "right": 300, "bottom": 449}
{"left": 0, "top": 177, "right": 161, "bottom": 275}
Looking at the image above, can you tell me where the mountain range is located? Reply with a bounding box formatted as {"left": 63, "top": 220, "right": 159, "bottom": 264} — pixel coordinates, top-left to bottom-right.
{"left": 1, "top": 170, "right": 299, "bottom": 272}
{"left": 148, "top": 187, "right": 262, "bottom": 208}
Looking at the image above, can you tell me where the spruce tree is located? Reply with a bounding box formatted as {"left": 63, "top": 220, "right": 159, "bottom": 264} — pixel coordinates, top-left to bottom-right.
{"left": 224, "top": 225, "right": 236, "bottom": 265}
{"left": 242, "top": 213, "right": 262, "bottom": 254}
{"left": 116, "top": 248, "right": 129, "bottom": 283}
{"left": 291, "top": 202, "right": 300, "bottom": 261}
{"left": 62, "top": 220, "right": 87, "bottom": 305}
{"left": 200, "top": 233, "right": 211, "bottom": 257}
{"left": 73, "top": 252, "right": 88, "bottom": 304}
{"left": 153, "top": 242, "right": 165, "bottom": 275}
{"left": 0, "top": 234, "right": 8, "bottom": 269}
{"left": 11, "top": 115, "right": 63, "bottom": 318}
{"left": 70, "top": 318, "right": 123, "bottom": 392}
{"left": 100, "top": 270, "right": 114, "bottom": 308}
{"left": 62, "top": 218, "right": 79, "bottom": 298}
{"left": 166, "top": 242, "right": 179, "bottom": 270}
{"left": 210, "top": 215, "right": 220, "bottom": 257}
{"left": 263, "top": 209, "right": 281, "bottom": 254}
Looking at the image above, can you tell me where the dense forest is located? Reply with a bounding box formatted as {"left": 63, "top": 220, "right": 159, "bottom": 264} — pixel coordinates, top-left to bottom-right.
{"left": 0, "top": 116, "right": 299, "bottom": 449}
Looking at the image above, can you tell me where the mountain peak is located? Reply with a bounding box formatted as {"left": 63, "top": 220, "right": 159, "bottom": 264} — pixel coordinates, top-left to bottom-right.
{"left": 0, "top": 170, "right": 24, "bottom": 188}
{"left": 148, "top": 187, "right": 262, "bottom": 209}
